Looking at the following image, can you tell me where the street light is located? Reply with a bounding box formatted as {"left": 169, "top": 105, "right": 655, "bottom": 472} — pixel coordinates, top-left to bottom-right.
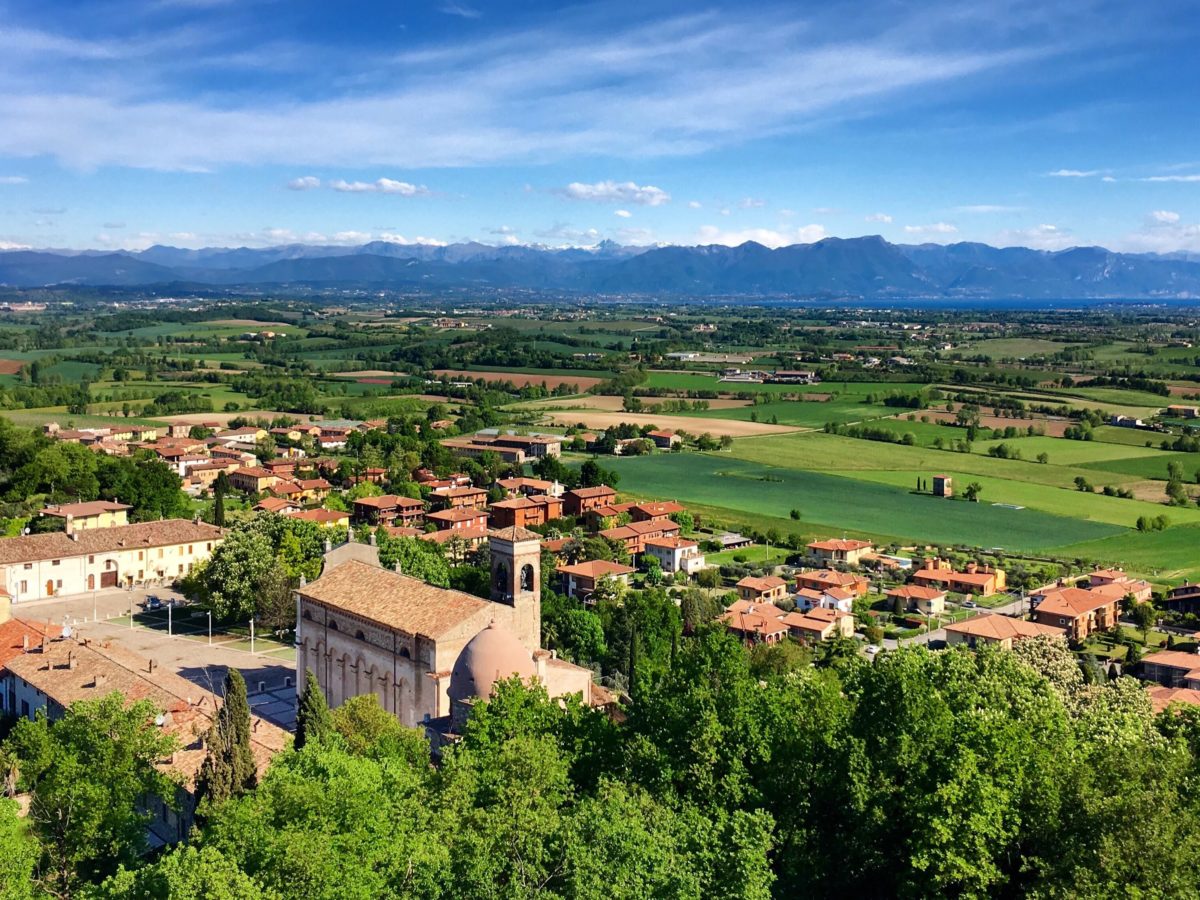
{"left": 208, "top": 611, "right": 212, "bottom": 646}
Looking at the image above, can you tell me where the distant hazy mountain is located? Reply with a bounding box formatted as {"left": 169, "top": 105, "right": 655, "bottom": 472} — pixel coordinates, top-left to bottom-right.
{"left": 3, "top": 236, "right": 1200, "bottom": 299}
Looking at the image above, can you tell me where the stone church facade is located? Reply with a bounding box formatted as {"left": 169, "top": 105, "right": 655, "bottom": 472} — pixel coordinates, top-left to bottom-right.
{"left": 295, "top": 527, "right": 593, "bottom": 728}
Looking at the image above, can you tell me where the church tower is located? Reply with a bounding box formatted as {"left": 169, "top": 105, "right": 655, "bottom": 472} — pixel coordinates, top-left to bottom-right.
{"left": 489, "top": 526, "right": 542, "bottom": 649}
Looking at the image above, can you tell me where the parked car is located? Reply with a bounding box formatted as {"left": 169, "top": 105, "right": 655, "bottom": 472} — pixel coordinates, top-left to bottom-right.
{"left": 865, "top": 644, "right": 881, "bottom": 655}
{"left": 963, "top": 600, "right": 978, "bottom": 609}
{"left": 143, "top": 595, "right": 164, "bottom": 611}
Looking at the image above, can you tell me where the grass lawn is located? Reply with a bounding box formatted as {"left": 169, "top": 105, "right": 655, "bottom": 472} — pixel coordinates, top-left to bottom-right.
{"left": 1054, "top": 523, "right": 1200, "bottom": 583}
{"left": 1078, "top": 453, "right": 1200, "bottom": 481}
{"left": 964, "top": 338, "right": 1085, "bottom": 359}
{"left": 973, "top": 435, "right": 1174, "bottom": 467}
{"left": 670, "top": 397, "right": 895, "bottom": 428}
{"left": 602, "top": 451, "right": 1123, "bottom": 552}
{"left": 707, "top": 544, "right": 793, "bottom": 566}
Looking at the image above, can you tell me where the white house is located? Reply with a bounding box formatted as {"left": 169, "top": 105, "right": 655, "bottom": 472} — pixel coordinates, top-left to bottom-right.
{"left": 643, "top": 536, "right": 706, "bottom": 575}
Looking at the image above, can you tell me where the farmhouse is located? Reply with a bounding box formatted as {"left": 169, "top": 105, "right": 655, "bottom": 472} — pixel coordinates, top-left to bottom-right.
{"left": 736, "top": 575, "right": 789, "bottom": 604}
{"left": 38, "top": 500, "right": 131, "bottom": 531}
{"left": 352, "top": 495, "right": 425, "bottom": 528}
{"left": 723, "top": 604, "right": 789, "bottom": 645}
{"left": 556, "top": 559, "right": 635, "bottom": 602}
{"left": 912, "top": 558, "right": 1006, "bottom": 596}
{"left": 886, "top": 584, "right": 947, "bottom": 615}
{"left": 781, "top": 608, "right": 855, "bottom": 642}
{"left": 1165, "top": 405, "right": 1200, "bottom": 419}
{"left": 795, "top": 569, "right": 869, "bottom": 597}
{"left": 643, "top": 536, "right": 706, "bottom": 575}
{"left": 0, "top": 519, "right": 223, "bottom": 602}
{"left": 944, "top": 614, "right": 1063, "bottom": 650}
{"left": 646, "top": 430, "right": 681, "bottom": 449}
{"left": 807, "top": 538, "right": 874, "bottom": 566}
{"left": 1031, "top": 587, "right": 1122, "bottom": 642}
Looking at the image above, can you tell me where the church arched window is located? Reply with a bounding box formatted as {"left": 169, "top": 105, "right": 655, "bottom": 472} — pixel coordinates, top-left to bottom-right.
{"left": 520, "top": 563, "right": 535, "bottom": 592}
{"left": 355, "top": 630, "right": 365, "bottom": 641}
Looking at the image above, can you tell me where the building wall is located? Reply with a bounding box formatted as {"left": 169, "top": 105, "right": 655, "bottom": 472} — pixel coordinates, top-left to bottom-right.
{"left": 1, "top": 538, "right": 219, "bottom": 602}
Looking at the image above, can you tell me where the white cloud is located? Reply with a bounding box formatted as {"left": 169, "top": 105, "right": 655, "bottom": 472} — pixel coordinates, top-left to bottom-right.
{"left": 0, "top": 6, "right": 1107, "bottom": 172}
{"left": 864, "top": 212, "right": 893, "bottom": 223}
{"left": 488, "top": 225, "right": 517, "bottom": 235}
{"left": 439, "top": 1, "right": 481, "bottom": 18}
{"left": 534, "top": 223, "right": 602, "bottom": 245}
{"left": 1151, "top": 210, "right": 1181, "bottom": 224}
{"left": 995, "top": 223, "right": 1073, "bottom": 250}
{"left": 614, "top": 209, "right": 632, "bottom": 218}
{"left": 687, "top": 200, "right": 702, "bottom": 209}
{"left": 287, "top": 175, "right": 321, "bottom": 190}
{"left": 376, "top": 233, "right": 447, "bottom": 246}
{"left": 811, "top": 206, "right": 837, "bottom": 215}
{"left": 0, "top": 240, "right": 31, "bottom": 250}
{"left": 739, "top": 197, "right": 766, "bottom": 209}
{"left": 1101, "top": 176, "right": 1117, "bottom": 183}
{"left": 0, "top": 176, "right": 28, "bottom": 185}
{"left": 331, "top": 231, "right": 373, "bottom": 244}
{"left": 556, "top": 180, "right": 670, "bottom": 206}
{"left": 719, "top": 207, "right": 731, "bottom": 216}
{"left": 1142, "top": 174, "right": 1200, "bottom": 183}
{"left": 330, "top": 178, "right": 429, "bottom": 195}
{"left": 1047, "top": 169, "right": 1101, "bottom": 178}
{"left": 696, "top": 223, "right": 826, "bottom": 249}
{"left": 903, "top": 222, "right": 958, "bottom": 236}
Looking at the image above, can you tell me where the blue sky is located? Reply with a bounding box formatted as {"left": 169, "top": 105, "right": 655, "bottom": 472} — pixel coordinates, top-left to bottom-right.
{"left": 1, "top": 0, "right": 1198, "bottom": 252}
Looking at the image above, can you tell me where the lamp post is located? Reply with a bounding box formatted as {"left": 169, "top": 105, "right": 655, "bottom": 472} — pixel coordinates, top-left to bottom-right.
{"left": 250, "top": 617, "right": 255, "bottom": 655}
{"left": 168, "top": 599, "right": 172, "bottom": 636}
{"left": 208, "top": 611, "right": 212, "bottom": 646}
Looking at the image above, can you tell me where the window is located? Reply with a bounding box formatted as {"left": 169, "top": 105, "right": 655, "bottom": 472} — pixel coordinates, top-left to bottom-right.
{"left": 138, "top": 551, "right": 144, "bottom": 561}
{"left": 52, "top": 559, "right": 60, "bottom": 567}
{"left": 207, "top": 543, "right": 213, "bottom": 551}
{"left": 158, "top": 549, "right": 164, "bottom": 559}
{"left": 22, "top": 563, "right": 31, "bottom": 570}
{"left": 88, "top": 555, "right": 95, "bottom": 563}
{"left": 55, "top": 580, "right": 62, "bottom": 589}
{"left": 188, "top": 545, "right": 194, "bottom": 555}
{"left": 19, "top": 581, "right": 27, "bottom": 593}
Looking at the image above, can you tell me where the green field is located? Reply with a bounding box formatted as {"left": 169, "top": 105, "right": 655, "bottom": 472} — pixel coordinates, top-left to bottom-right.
{"left": 602, "top": 451, "right": 1123, "bottom": 552}
{"left": 965, "top": 338, "right": 1085, "bottom": 359}
{"left": 671, "top": 398, "right": 895, "bottom": 428}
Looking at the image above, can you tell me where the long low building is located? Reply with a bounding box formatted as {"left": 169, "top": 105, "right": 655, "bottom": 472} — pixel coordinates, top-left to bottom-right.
{"left": 0, "top": 519, "right": 224, "bottom": 602}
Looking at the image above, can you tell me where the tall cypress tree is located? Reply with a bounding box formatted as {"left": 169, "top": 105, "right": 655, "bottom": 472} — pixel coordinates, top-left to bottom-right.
{"left": 295, "top": 668, "right": 332, "bottom": 750}
{"left": 195, "top": 668, "right": 257, "bottom": 809}
{"left": 212, "top": 473, "right": 228, "bottom": 527}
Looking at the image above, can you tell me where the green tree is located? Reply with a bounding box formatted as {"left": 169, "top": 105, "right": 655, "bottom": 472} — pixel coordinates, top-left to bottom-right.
{"left": 196, "top": 670, "right": 257, "bottom": 809}
{"left": 94, "top": 845, "right": 265, "bottom": 900}
{"left": 962, "top": 481, "right": 983, "bottom": 502}
{"left": 0, "top": 798, "right": 37, "bottom": 899}
{"left": 329, "top": 694, "right": 430, "bottom": 766}
{"left": 3, "top": 694, "right": 178, "bottom": 895}
{"left": 294, "top": 668, "right": 333, "bottom": 751}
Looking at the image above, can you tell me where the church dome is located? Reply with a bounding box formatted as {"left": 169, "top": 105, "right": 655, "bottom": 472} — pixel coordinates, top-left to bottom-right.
{"left": 448, "top": 621, "right": 535, "bottom": 703}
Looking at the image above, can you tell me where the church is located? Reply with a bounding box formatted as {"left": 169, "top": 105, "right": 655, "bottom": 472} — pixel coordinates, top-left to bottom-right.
{"left": 294, "top": 526, "right": 600, "bottom": 735}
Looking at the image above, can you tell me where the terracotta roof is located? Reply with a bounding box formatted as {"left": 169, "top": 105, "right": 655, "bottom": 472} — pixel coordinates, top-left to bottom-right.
{"left": 353, "top": 494, "right": 424, "bottom": 509}
{"left": 798, "top": 570, "right": 862, "bottom": 588}
{"left": 886, "top": 585, "right": 947, "bottom": 601}
{"left": 255, "top": 497, "right": 297, "bottom": 513}
{"left": 495, "top": 477, "right": 554, "bottom": 492}
{"left": 914, "top": 568, "right": 998, "bottom": 589}
{"left": 0, "top": 519, "right": 223, "bottom": 566}
{"left": 420, "top": 526, "right": 489, "bottom": 544}
{"left": 737, "top": 575, "right": 787, "bottom": 592}
{"left": 40, "top": 500, "right": 131, "bottom": 518}
{"left": 1141, "top": 650, "right": 1200, "bottom": 671}
{"left": 808, "top": 538, "right": 873, "bottom": 552}
{"left": 296, "top": 478, "right": 332, "bottom": 490}
{"left": 232, "top": 466, "right": 273, "bottom": 478}
{"left": 488, "top": 525, "right": 543, "bottom": 543}
{"left": 724, "top": 611, "right": 790, "bottom": 637}
{"left": 804, "top": 607, "right": 850, "bottom": 622}
{"left": 725, "top": 598, "right": 785, "bottom": 618}
{"left": 428, "top": 508, "right": 488, "bottom": 523}
{"left": 643, "top": 536, "right": 698, "bottom": 550}
{"left": 945, "top": 614, "right": 1063, "bottom": 641}
{"left": 0, "top": 618, "right": 62, "bottom": 667}
{"left": 300, "top": 559, "right": 490, "bottom": 639}
{"left": 633, "top": 500, "right": 685, "bottom": 516}
{"left": 567, "top": 485, "right": 616, "bottom": 499}
{"left": 4, "top": 637, "right": 287, "bottom": 787}
{"left": 437, "top": 486, "right": 488, "bottom": 499}
{"left": 556, "top": 560, "right": 635, "bottom": 579}
{"left": 781, "top": 612, "right": 833, "bottom": 633}
{"left": 1148, "top": 686, "right": 1200, "bottom": 713}
{"left": 1034, "top": 587, "right": 1119, "bottom": 618}
{"left": 291, "top": 509, "right": 348, "bottom": 524}
{"left": 824, "top": 587, "right": 855, "bottom": 602}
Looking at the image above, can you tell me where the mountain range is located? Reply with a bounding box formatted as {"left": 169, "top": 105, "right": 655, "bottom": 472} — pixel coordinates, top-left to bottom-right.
{"left": 3, "top": 236, "right": 1200, "bottom": 299}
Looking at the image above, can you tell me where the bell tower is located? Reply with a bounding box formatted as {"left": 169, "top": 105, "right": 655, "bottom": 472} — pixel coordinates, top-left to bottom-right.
{"left": 489, "top": 526, "right": 542, "bottom": 649}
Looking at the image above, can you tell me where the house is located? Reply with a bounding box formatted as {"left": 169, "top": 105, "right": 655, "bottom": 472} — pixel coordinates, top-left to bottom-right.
{"left": 630, "top": 500, "right": 685, "bottom": 522}
{"left": 715, "top": 532, "right": 753, "bottom": 550}
{"left": 290, "top": 508, "right": 350, "bottom": 528}
{"left": 0, "top": 519, "right": 223, "bottom": 601}
{"left": 294, "top": 478, "right": 333, "bottom": 503}
{"left": 229, "top": 466, "right": 278, "bottom": 494}
{"left": 795, "top": 569, "right": 869, "bottom": 597}
{"left": 932, "top": 475, "right": 953, "bottom": 498}
{"left": 807, "top": 538, "right": 874, "bottom": 566}
{"left": 1139, "top": 650, "right": 1200, "bottom": 688}
{"left": 912, "top": 558, "right": 1006, "bottom": 597}
{"left": 1148, "top": 686, "right": 1200, "bottom": 713}
{"left": 643, "top": 536, "right": 706, "bottom": 575}
{"left": 599, "top": 519, "right": 681, "bottom": 558}
{"left": 584, "top": 502, "right": 639, "bottom": 531}
{"left": 215, "top": 426, "right": 267, "bottom": 444}
{"left": 352, "top": 495, "right": 425, "bottom": 528}
{"left": 781, "top": 607, "right": 855, "bottom": 642}
{"left": 488, "top": 434, "right": 562, "bottom": 459}
{"left": 557, "top": 560, "right": 635, "bottom": 602}
{"left": 182, "top": 460, "right": 239, "bottom": 494}
{"left": 736, "top": 575, "right": 789, "bottom": 604}
{"left": 440, "top": 439, "right": 527, "bottom": 465}
{"left": 944, "top": 614, "right": 1064, "bottom": 650}
{"left": 1165, "top": 405, "right": 1200, "bottom": 419}
{"left": 1086, "top": 568, "right": 1153, "bottom": 602}
{"left": 1164, "top": 583, "right": 1200, "bottom": 615}
{"left": 886, "top": 584, "right": 947, "bottom": 615}
{"left": 488, "top": 495, "right": 564, "bottom": 530}
{"left": 646, "top": 430, "right": 681, "bottom": 449}
{"left": 262, "top": 458, "right": 297, "bottom": 478}
{"left": 2, "top": 629, "right": 286, "bottom": 846}
{"left": 494, "top": 477, "right": 563, "bottom": 498}
{"left": 255, "top": 497, "right": 300, "bottom": 515}
{"left": 38, "top": 501, "right": 131, "bottom": 532}
{"left": 426, "top": 508, "right": 491, "bottom": 532}
{"left": 724, "top": 606, "right": 790, "bottom": 645}
{"left": 563, "top": 485, "right": 617, "bottom": 518}
{"left": 269, "top": 426, "right": 303, "bottom": 442}
{"left": 419, "top": 526, "right": 489, "bottom": 552}
{"left": 1030, "top": 587, "right": 1122, "bottom": 642}
{"left": 431, "top": 486, "right": 490, "bottom": 511}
